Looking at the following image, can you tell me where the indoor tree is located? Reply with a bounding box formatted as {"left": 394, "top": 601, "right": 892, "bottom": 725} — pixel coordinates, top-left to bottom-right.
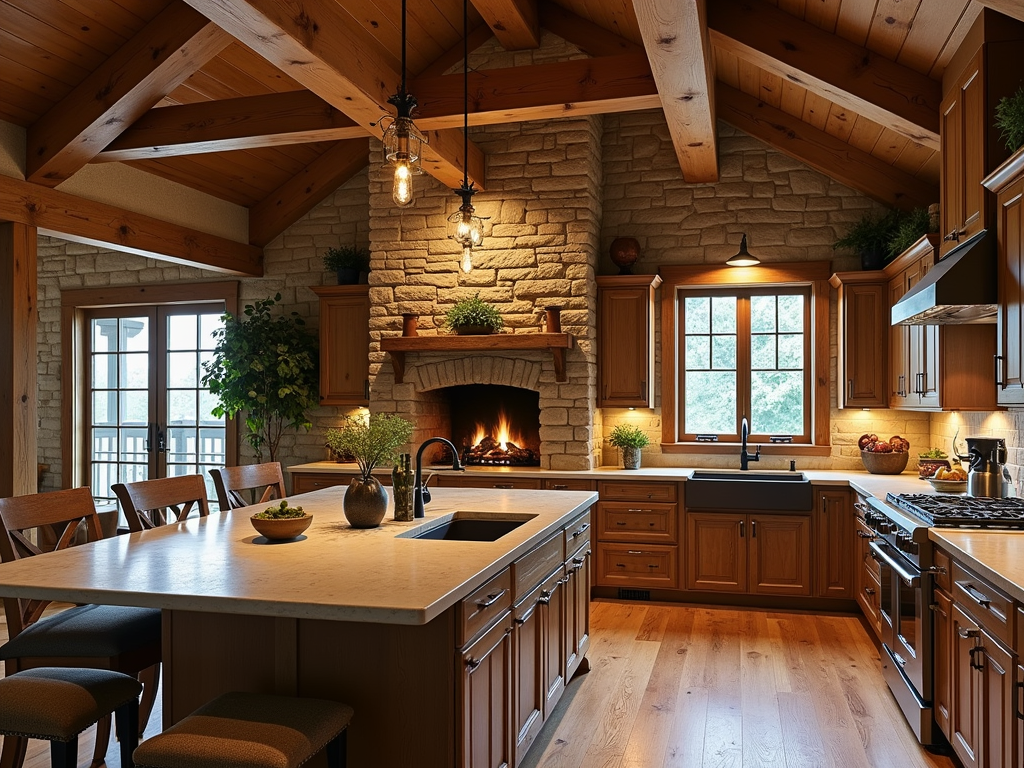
{"left": 202, "top": 294, "right": 319, "bottom": 463}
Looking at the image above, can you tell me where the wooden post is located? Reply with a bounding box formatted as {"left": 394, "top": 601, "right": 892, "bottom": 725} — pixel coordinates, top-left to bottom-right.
{"left": 0, "top": 222, "right": 37, "bottom": 497}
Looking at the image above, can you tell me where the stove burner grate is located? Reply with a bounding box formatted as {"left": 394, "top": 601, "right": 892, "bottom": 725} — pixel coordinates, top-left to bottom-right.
{"left": 887, "top": 493, "right": 1024, "bottom": 528}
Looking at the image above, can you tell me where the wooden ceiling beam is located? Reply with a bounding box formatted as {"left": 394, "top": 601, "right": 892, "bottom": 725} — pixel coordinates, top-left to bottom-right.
{"left": 539, "top": 4, "right": 643, "bottom": 57}
{"left": 470, "top": 0, "right": 539, "bottom": 50}
{"left": 632, "top": 0, "right": 718, "bottom": 182}
{"left": 0, "top": 175, "right": 262, "bottom": 275}
{"left": 27, "top": 2, "right": 232, "bottom": 187}
{"left": 708, "top": 0, "right": 941, "bottom": 151}
{"left": 181, "top": 0, "right": 484, "bottom": 191}
{"left": 976, "top": 1, "right": 1024, "bottom": 23}
{"left": 717, "top": 84, "right": 936, "bottom": 210}
{"left": 249, "top": 139, "right": 368, "bottom": 248}
{"left": 416, "top": 23, "right": 495, "bottom": 79}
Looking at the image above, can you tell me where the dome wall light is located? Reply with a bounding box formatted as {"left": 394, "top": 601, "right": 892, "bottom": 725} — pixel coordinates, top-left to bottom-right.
{"left": 726, "top": 234, "right": 761, "bottom": 267}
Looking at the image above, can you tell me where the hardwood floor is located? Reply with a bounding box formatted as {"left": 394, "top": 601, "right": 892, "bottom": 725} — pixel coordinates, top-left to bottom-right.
{"left": 522, "top": 601, "right": 959, "bottom": 768}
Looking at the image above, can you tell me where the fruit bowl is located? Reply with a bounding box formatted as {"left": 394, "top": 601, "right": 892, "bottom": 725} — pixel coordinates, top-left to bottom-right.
{"left": 250, "top": 513, "right": 312, "bottom": 541}
{"left": 928, "top": 478, "right": 968, "bottom": 493}
{"left": 861, "top": 450, "right": 909, "bottom": 475}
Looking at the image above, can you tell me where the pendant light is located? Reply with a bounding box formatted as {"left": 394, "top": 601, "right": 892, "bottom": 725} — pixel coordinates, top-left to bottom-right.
{"left": 381, "top": 0, "right": 425, "bottom": 207}
{"left": 726, "top": 233, "right": 760, "bottom": 267}
{"left": 447, "top": 0, "right": 487, "bottom": 272}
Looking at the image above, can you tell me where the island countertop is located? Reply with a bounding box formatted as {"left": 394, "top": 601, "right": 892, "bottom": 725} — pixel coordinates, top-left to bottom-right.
{"left": 0, "top": 486, "right": 596, "bottom": 626}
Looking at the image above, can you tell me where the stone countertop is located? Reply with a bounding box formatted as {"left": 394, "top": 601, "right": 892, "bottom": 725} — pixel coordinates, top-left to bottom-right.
{"left": 930, "top": 529, "right": 1024, "bottom": 605}
{"left": 0, "top": 487, "right": 596, "bottom": 626}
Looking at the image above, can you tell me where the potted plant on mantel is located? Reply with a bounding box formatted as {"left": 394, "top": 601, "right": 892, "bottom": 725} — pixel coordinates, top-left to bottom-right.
{"left": 323, "top": 245, "right": 370, "bottom": 285}
{"left": 324, "top": 414, "right": 413, "bottom": 528}
{"left": 609, "top": 424, "right": 650, "bottom": 470}
{"left": 444, "top": 294, "right": 504, "bottom": 335}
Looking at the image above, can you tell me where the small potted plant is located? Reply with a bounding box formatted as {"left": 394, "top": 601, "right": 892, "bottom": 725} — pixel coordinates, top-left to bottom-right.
{"left": 323, "top": 245, "right": 370, "bottom": 285}
{"left": 886, "top": 207, "right": 933, "bottom": 262}
{"left": 444, "top": 294, "right": 504, "bottom": 335}
{"left": 250, "top": 499, "right": 312, "bottom": 541}
{"left": 324, "top": 414, "right": 413, "bottom": 528}
{"left": 996, "top": 86, "right": 1024, "bottom": 152}
{"left": 833, "top": 210, "right": 902, "bottom": 270}
{"left": 609, "top": 424, "right": 650, "bottom": 470}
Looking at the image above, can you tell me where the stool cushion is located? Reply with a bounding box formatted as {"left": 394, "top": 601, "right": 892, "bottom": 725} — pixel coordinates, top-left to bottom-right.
{"left": 0, "top": 604, "right": 161, "bottom": 660}
{"left": 0, "top": 667, "right": 142, "bottom": 741}
{"left": 134, "top": 692, "right": 354, "bottom": 768}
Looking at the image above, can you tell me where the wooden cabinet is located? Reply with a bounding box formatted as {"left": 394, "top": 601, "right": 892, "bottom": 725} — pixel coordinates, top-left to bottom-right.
{"left": 311, "top": 285, "right": 370, "bottom": 406}
{"left": 540, "top": 567, "right": 566, "bottom": 718}
{"left": 952, "top": 603, "right": 982, "bottom": 768}
{"left": 685, "top": 512, "right": 811, "bottom": 596}
{"left": 512, "top": 584, "right": 545, "bottom": 765}
{"left": 565, "top": 538, "right": 591, "bottom": 680}
{"left": 437, "top": 476, "right": 543, "bottom": 490}
{"left": 597, "top": 275, "right": 660, "bottom": 408}
{"left": 594, "top": 481, "right": 679, "bottom": 591}
{"left": 461, "top": 612, "right": 514, "bottom": 768}
{"left": 853, "top": 496, "right": 881, "bottom": 637}
{"left": 934, "top": 585, "right": 954, "bottom": 740}
{"left": 291, "top": 471, "right": 394, "bottom": 494}
{"left": 829, "top": 273, "right": 888, "bottom": 408}
{"left": 816, "top": 490, "right": 853, "bottom": 599}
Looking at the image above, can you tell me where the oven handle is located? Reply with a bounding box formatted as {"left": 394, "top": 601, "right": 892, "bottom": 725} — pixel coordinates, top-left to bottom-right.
{"left": 869, "top": 540, "right": 921, "bottom": 587}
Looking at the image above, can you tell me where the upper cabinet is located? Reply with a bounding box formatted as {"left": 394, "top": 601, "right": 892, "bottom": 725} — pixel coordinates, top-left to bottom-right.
{"left": 830, "top": 272, "right": 887, "bottom": 409}
{"left": 939, "top": 10, "right": 1024, "bottom": 258}
{"left": 311, "top": 285, "right": 370, "bottom": 406}
{"left": 597, "top": 275, "right": 660, "bottom": 408}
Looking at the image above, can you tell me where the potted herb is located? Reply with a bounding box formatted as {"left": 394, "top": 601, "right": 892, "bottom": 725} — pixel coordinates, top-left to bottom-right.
{"left": 201, "top": 294, "right": 319, "bottom": 463}
{"left": 323, "top": 245, "right": 370, "bottom": 285}
{"left": 833, "top": 209, "right": 902, "bottom": 269}
{"left": 444, "top": 295, "right": 504, "bottom": 335}
{"left": 887, "top": 207, "right": 933, "bottom": 261}
{"left": 609, "top": 424, "right": 650, "bottom": 470}
{"left": 324, "top": 414, "right": 413, "bottom": 528}
{"left": 996, "top": 86, "right": 1024, "bottom": 152}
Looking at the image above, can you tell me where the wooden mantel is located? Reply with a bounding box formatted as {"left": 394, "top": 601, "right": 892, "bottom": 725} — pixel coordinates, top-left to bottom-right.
{"left": 380, "top": 333, "right": 575, "bottom": 383}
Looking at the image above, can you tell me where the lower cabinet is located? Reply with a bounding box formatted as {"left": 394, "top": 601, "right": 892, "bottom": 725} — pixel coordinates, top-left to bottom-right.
{"left": 512, "top": 582, "right": 545, "bottom": 765}
{"left": 933, "top": 587, "right": 953, "bottom": 740}
{"left": 565, "top": 539, "right": 592, "bottom": 680}
{"left": 462, "top": 612, "right": 514, "bottom": 768}
{"left": 816, "top": 490, "right": 853, "bottom": 599}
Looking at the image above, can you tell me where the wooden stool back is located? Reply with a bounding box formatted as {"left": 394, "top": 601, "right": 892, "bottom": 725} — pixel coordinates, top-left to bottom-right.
{"left": 112, "top": 475, "right": 210, "bottom": 533}
{"left": 210, "top": 463, "right": 286, "bottom": 510}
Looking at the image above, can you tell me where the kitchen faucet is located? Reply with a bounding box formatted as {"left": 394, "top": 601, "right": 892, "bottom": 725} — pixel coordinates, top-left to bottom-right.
{"left": 414, "top": 437, "right": 464, "bottom": 518}
{"left": 740, "top": 415, "right": 760, "bottom": 471}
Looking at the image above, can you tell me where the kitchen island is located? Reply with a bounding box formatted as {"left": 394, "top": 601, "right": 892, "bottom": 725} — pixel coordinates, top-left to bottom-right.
{"left": 0, "top": 486, "right": 597, "bottom": 768}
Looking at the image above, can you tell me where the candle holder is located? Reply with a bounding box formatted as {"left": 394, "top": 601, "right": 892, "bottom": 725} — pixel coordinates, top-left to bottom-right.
{"left": 401, "top": 313, "right": 419, "bottom": 337}
{"left": 544, "top": 306, "right": 562, "bottom": 334}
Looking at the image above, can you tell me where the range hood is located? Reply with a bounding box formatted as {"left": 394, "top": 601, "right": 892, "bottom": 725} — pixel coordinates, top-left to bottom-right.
{"left": 890, "top": 229, "right": 997, "bottom": 325}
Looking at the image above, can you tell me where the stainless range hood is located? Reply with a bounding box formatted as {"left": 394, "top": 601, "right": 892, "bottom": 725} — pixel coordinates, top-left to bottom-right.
{"left": 890, "top": 229, "right": 997, "bottom": 325}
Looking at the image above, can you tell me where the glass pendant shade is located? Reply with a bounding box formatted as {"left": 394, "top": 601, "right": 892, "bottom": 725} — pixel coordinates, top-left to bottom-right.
{"left": 383, "top": 114, "right": 425, "bottom": 208}
{"left": 449, "top": 196, "right": 485, "bottom": 271}
{"left": 726, "top": 234, "right": 761, "bottom": 267}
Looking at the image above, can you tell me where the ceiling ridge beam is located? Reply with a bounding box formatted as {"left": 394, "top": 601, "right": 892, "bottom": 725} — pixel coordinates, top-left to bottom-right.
{"left": 717, "top": 83, "right": 937, "bottom": 210}
{"left": 181, "top": 0, "right": 485, "bottom": 191}
{"left": 539, "top": 4, "right": 643, "bottom": 57}
{"left": 470, "top": 0, "right": 539, "bottom": 51}
{"left": 632, "top": 0, "right": 718, "bottom": 182}
{"left": 0, "top": 174, "right": 262, "bottom": 274}
{"left": 416, "top": 23, "right": 494, "bottom": 79}
{"left": 708, "top": 0, "right": 940, "bottom": 151}
{"left": 27, "top": 2, "right": 232, "bottom": 187}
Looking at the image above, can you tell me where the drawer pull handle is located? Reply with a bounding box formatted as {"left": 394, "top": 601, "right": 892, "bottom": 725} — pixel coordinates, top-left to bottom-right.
{"left": 892, "top": 651, "right": 907, "bottom": 668}
{"left": 957, "top": 626, "right": 981, "bottom": 639}
{"left": 960, "top": 583, "right": 991, "bottom": 608}
{"left": 466, "top": 657, "right": 482, "bottom": 671}
{"left": 615, "top": 563, "right": 626, "bottom": 568}
{"left": 627, "top": 508, "right": 651, "bottom": 513}
{"left": 558, "top": 576, "right": 570, "bottom": 584}
{"left": 552, "top": 484, "right": 569, "bottom": 490}
{"left": 572, "top": 523, "right": 591, "bottom": 538}
{"left": 969, "top": 646, "right": 984, "bottom": 671}
{"left": 475, "top": 589, "right": 507, "bottom": 610}
{"left": 493, "top": 483, "right": 514, "bottom": 489}
{"left": 616, "top": 521, "right": 627, "bottom": 526}
{"left": 538, "top": 590, "right": 552, "bottom": 604}
{"left": 929, "top": 602, "right": 946, "bottom": 617}
{"left": 864, "top": 587, "right": 876, "bottom": 595}
{"left": 1017, "top": 681, "right": 1024, "bottom": 720}
{"left": 627, "top": 550, "right": 642, "bottom": 555}
{"left": 856, "top": 531, "right": 875, "bottom": 540}
{"left": 648, "top": 564, "right": 658, "bottom": 569}
{"left": 514, "top": 617, "right": 526, "bottom": 626}
{"left": 853, "top": 502, "right": 871, "bottom": 513}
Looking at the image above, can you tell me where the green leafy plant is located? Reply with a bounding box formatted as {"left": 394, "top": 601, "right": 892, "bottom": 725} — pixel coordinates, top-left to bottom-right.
{"left": 253, "top": 500, "right": 306, "bottom": 520}
{"left": 887, "top": 207, "right": 933, "bottom": 260}
{"left": 324, "top": 414, "right": 413, "bottom": 480}
{"left": 323, "top": 246, "right": 370, "bottom": 273}
{"left": 444, "top": 294, "right": 504, "bottom": 333}
{"left": 608, "top": 424, "right": 651, "bottom": 449}
{"left": 996, "top": 86, "right": 1024, "bottom": 152}
{"left": 201, "top": 294, "right": 319, "bottom": 464}
{"left": 833, "top": 209, "right": 902, "bottom": 259}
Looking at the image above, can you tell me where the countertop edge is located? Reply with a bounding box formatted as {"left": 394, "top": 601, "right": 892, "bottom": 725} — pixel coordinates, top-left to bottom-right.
{"left": 928, "top": 528, "right": 1024, "bottom": 605}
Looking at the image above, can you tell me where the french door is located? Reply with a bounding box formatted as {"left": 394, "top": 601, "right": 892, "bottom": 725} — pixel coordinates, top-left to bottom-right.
{"left": 83, "top": 303, "right": 229, "bottom": 515}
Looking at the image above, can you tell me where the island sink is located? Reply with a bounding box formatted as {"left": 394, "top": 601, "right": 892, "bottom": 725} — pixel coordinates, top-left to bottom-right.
{"left": 687, "top": 470, "right": 813, "bottom": 511}
{"left": 399, "top": 511, "right": 537, "bottom": 541}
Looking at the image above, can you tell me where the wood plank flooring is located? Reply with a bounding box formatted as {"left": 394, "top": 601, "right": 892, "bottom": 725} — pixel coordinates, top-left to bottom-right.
{"left": 2, "top": 601, "right": 957, "bottom": 768}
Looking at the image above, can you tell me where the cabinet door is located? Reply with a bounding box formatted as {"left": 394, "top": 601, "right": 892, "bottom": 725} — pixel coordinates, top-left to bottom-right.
{"left": 940, "top": 87, "right": 964, "bottom": 257}
{"left": 512, "top": 597, "right": 544, "bottom": 766}
{"left": 461, "top": 612, "right": 513, "bottom": 768}
{"left": 916, "top": 261, "right": 941, "bottom": 407}
{"left": 960, "top": 58, "right": 986, "bottom": 246}
{"left": 316, "top": 287, "right": 370, "bottom": 405}
{"left": 565, "top": 545, "right": 591, "bottom": 680}
{"left": 839, "top": 281, "right": 887, "bottom": 408}
{"left": 888, "top": 272, "right": 910, "bottom": 407}
{"left": 816, "top": 490, "right": 853, "bottom": 599}
{"left": 686, "top": 513, "right": 745, "bottom": 592}
{"left": 598, "top": 283, "right": 653, "bottom": 407}
{"left": 979, "top": 627, "right": 1015, "bottom": 768}
{"left": 934, "top": 588, "right": 953, "bottom": 740}
{"left": 997, "top": 180, "right": 1024, "bottom": 406}
{"left": 540, "top": 568, "right": 566, "bottom": 718}
{"left": 951, "top": 603, "right": 981, "bottom": 768}
{"left": 749, "top": 515, "right": 811, "bottom": 596}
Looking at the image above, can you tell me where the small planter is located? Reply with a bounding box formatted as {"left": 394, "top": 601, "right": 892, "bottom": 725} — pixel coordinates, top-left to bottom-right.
{"left": 344, "top": 476, "right": 389, "bottom": 528}
{"left": 337, "top": 268, "right": 360, "bottom": 285}
{"left": 453, "top": 324, "right": 495, "bottom": 336}
{"left": 621, "top": 446, "right": 642, "bottom": 470}
{"left": 250, "top": 514, "right": 313, "bottom": 541}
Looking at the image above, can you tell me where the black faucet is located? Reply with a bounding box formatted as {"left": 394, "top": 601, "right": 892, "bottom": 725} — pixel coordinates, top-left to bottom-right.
{"left": 414, "top": 437, "right": 464, "bottom": 518}
{"left": 740, "top": 415, "right": 760, "bottom": 471}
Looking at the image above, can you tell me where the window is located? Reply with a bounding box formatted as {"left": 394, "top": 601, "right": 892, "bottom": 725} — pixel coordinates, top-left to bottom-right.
{"left": 681, "top": 288, "right": 810, "bottom": 442}
{"left": 660, "top": 263, "right": 830, "bottom": 453}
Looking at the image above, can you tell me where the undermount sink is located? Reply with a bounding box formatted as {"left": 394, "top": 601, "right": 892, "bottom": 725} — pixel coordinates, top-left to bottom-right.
{"left": 398, "top": 511, "right": 536, "bottom": 542}
{"left": 686, "top": 470, "right": 813, "bottom": 511}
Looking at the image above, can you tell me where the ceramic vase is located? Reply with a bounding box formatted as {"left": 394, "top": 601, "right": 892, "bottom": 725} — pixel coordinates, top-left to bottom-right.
{"left": 609, "top": 237, "right": 641, "bottom": 274}
{"left": 622, "top": 446, "right": 642, "bottom": 470}
{"left": 344, "top": 476, "right": 389, "bottom": 528}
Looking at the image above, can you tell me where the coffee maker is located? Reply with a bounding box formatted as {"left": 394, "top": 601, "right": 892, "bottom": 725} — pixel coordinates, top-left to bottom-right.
{"left": 958, "top": 437, "right": 1012, "bottom": 498}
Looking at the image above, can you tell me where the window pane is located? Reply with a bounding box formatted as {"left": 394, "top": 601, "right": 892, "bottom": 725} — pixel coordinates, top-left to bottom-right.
{"left": 120, "top": 391, "right": 148, "bottom": 425}
{"left": 750, "top": 295, "right": 776, "bottom": 333}
{"left": 167, "top": 427, "right": 197, "bottom": 463}
{"left": 92, "top": 354, "right": 114, "bottom": 389}
{"left": 712, "top": 336, "right": 736, "bottom": 370}
{"left": 778, "top": 295, "right": 804, "bottom": 333}
{"left": 168, "top": 390, "right": 197, "bottom": 424}
{"left": 199, "top": 428, "right": 226, "bottom": 464}
{"left": 711, "top": 297, "right": 736, "bottom": 333}
{"left": 167, "top": 315, "right": 198, "bottom": 351}
{"left": 199, "top": 314, "right": 222, "bottom": 350}
{"left": 120, "top": 428, "right": 149, "bottom": 463}
{"left": 91, "top": 429, "right": 118, "bottom": 462}
{"left": 92, "top": 319, "right": 119, "bottom": 353}
{"left": 684, "top": 297, "right": 710, "bottom": 334}
{"left": 685, "top": 336, "right": 710, "bottom": 370}
{"left": 168, "top": 352, "right": 198, "bottom": 388}
{"left": 751, "top": 371, "right": 804, "bottom": 434}
{"left": 685, "top": 371, "right": 736, "bottom": 434}
{"left": 199, "top": 390, "right": 221, "bottom": 425}
{"left": 92, "top": 392, "right": 115, "bottom": 426}
{"left": 778, "top": 334, "right": 804, "bottom": 369}
{"left": 121, "top": 318, "right": 148, "bottom": 352}
{"left": 120, "top": 353, "right": 148, "bottom": 389}
{"left": 751, "top": 334, "right": 776, "bottom": 369}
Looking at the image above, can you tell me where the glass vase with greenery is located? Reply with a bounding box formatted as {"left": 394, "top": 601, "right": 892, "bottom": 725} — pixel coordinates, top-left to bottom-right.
{"left": 996, "top": 86, "right": 1024, "bottom": 153}
{"left": 833, "top": 210, "right": 902, "bottom": 269}
{"left": 444, "top": 295, "right": 504, "bottom": 335}
{"left": 609, "top": 424, "right": 650, "bottom": 470}
{"left": 201, "top": 294, "right": 319, "bottom": 464}
{"left": 323, "top": 246, "right": 370, "bottom": 285}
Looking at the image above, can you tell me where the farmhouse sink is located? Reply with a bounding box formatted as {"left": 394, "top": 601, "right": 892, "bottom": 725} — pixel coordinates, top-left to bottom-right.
{"left": 686, "top": 470, "right": 813, "bottom": 511}
{"left": 398, "top": 512, "right": 536, "bottom": 542}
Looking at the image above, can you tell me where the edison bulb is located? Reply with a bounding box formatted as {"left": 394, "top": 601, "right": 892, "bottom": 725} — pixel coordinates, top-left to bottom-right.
{"left": 393, "top": 159, "right": 413, "bottom": 207}
{"left": 461, "top": 247, "right": 473, "bottom": 273}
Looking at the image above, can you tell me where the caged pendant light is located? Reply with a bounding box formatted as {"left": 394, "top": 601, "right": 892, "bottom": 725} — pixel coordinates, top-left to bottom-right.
{"left": 447, "top": 0, "right": 487, "bottom": 273}
{"left": 381, "top": 0, "right": 426, "bottom": 207}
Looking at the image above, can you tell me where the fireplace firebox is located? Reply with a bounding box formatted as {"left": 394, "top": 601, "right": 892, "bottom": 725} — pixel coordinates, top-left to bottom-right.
{"left": 443, "top": 385, "right": 541, "bottom": 467}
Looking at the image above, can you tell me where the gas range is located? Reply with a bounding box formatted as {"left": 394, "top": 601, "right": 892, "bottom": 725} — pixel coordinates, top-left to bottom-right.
{"left": 886, "top": 493, "right": 1024, "bottom": 528}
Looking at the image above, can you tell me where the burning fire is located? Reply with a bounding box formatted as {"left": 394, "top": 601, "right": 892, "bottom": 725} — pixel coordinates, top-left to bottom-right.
{"left": 471, "top": 409, "right": 523, "bottom": 451}
{"left": 461, "top": 408, "right": 539, "bottom": 466}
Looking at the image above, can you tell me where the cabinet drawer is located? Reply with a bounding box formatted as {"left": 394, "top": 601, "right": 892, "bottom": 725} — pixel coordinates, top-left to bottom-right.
{"left": 512, "top": 532, "right": 563, "bottom": 602}
{"left": 594, "top": 542, "right": 678, "bottom": 588}
{"left": 858, "top": 565, "right": 882, "bottom": 637}
{"left": 598, "top": 481, "right": 677, "bottom": 502}
{"left": 855, "top": 518, "right": 880, "bottom": 581}
{"left": 458, "top": 568, "right": 512, "bottom": 648}
{"left": 291, "top": 473, "right": 356, "bottom": 493}
{"left": 563, "top": 511, "right": 592, "bottom": 555}
{"left": 597, "top": 501, "right": 678, "bottom": 544}
{"left": 952, "top": 561, "right": 1014, "bottom": 648}
{"left": 933, "top": 547, "right": 951, "bottom": 593}
{"left": 437, "top": 475, "right": 543, "bottom": 490}
{"left": 542, "top": 478, "right": 597, "bottom": 492}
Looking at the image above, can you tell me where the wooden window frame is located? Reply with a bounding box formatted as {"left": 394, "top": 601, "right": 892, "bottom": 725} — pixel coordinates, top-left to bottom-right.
{"left": 659, "top": 263, "right": 831, "bottom": 456}
{"left": 60, "top": 282, "right": 239, "bottom": 490}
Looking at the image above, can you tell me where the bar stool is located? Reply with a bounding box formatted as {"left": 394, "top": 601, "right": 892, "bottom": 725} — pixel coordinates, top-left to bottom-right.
{"left": 133, "top": 691, "right": 353, "bottom": 768}
{"left": 0, "top": 667, "right": 141, "bottom": 768}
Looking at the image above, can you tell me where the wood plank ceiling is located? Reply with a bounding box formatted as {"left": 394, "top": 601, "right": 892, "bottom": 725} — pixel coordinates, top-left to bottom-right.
{"left": 0, "top": 0, "right": 1012, "bottom": 254}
